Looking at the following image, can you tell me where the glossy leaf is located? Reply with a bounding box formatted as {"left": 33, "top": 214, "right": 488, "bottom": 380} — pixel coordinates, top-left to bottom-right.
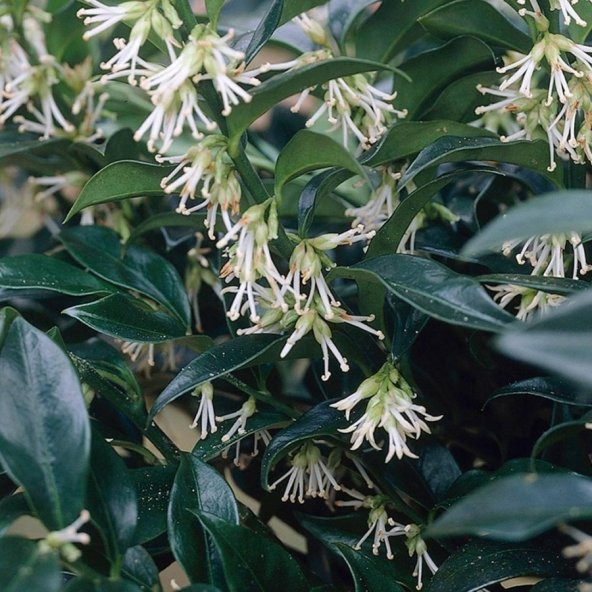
{"left": 400, "top": 137, "right": 562, "bottom": 190}
{"left": 532, "top": 411, "right": 592, "bottom": 459}
{"left": 0, "top": 129, "right": 62, "bottom": 159}
{"left": 65, "top": 161, "right": 172, "bottom": 221}
{"left": 131, "top": 465, "right": 176, "bottom": 545}
{"left": 86, "top": 430, "right": 138, "bottom": 560}
{"left": 192, "top": 511, "right": 309, "bottom": 592}
{"left": 226, "top": 58, "right": 393, "bottom": 146}
{"left": 0, "top": 317, "right": 90, "bottom": 529}
{"left": 477, "top": 274, "right": 587, "bottom": 295}
{"left": 331, "top": 255, "right": 514, "bottom": 333}
{"left": 275, "top": 130, "right": 367, "bottom": 198}
{"left": 0, "top": 254, "right": 114, "bottom": 296}
{"left": 60, "top": 225, "right": 190, "bottom": 326}
{"left": 463, "top": 191, "right": 592, "bottom": 256}
{"left": 121, "top": 546, "right": 162, "bottom": 592}
{"left": 0, "top": 537, "right": 61, "bottom": 592}
{"left": 396, "top": 37, "right": 495, "bottom": 119}
{"left": 261, "top": 401, "right": 348, "bottom": 489}
{"left": 487, "top": 377, "right": 592, "bottom": 407}
{"left": 427, "top": 540, "right": 573, "bottom": 592}
{"left": 496, "top": 290, "right": 592, "bottom": 388}
{"left": 149, "top": 334, "right": 284, "bottom": 419}
{"left": 64, "top": 293, "right": 187, "bottom": 343}
{"left": 0, "top": 493, "right": 30, "bottom": 536}
{"left": 168, "top": 452, "right": 238, "bottom": 584}
{"left": 419, "top": 0, "right": 531, "bottom": 52}
{"left": 245, "top": 0, "right": 283, "bottom": 61}
{"left": 428, "top": 472, "right": 592, "bottom": 540}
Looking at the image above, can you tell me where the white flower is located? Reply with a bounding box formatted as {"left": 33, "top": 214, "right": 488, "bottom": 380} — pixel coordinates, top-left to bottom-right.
{"left": 216, "top": 396, "right": 258, "bottom": 443}
{"left": 157, "top": 135, "right": 241, "bottom": 233}
{"left": 41, "top": 510, "right": 91, "bottom": 562}
{"left": 354, "top": 498, "right": 397, "bottom": 558}
{"left": 519, "top": 0, "right": 590, "bottom": 26}
{"left": 560, "top": 524, "right": 592, "bottom": 574}
{"left": 496, "top": 41, "right": 546, "bottom": 99}
{"left": 284, "top": 226, "right": 375, "bottom": 319}
{"left": 217, "top": 199, "right": 287, "bottom": 322}
{"left": 489, "top": 283, "right": 564, "bottom": 321}
{"left": 189, "top": 382, "right": 217, "bottom": 439}
{"left": 334, "top": 363, "right": 441, "bottom": 462}
{"left": 385, "top": 523, "right": 438, "bottom": 590}
{"left": 120, "top": 341, "right": 177, "bottom": 376}
{"left": 269, "top": 442, "right": 341, "bottom": 503}
{"left": 222, "top": 429, "right": 272, "bottom": 468}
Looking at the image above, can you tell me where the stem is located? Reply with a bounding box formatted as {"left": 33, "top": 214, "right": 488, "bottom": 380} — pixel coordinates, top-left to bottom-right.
{"left": 173, "top": 0, "right": 197, "bottom": 37}
{"left": 223, "top": 374, "right": 301, "bottom": 419}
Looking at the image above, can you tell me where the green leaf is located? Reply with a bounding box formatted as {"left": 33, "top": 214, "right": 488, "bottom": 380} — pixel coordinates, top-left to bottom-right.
{"left": 168, "top": 453, "right": 238, "bottom": 584}
{"left": 0, "top": 129, "right": 63, "bottom": 159}
{"left": 463, "top": 191, "right": 592, "bottom": 256}
{"left": 427, "top": 472, "right": 592, "bottom": 541}
{"left": 131, "top": 465, "right": 176, "bottom": 545}
{"left": 427, "top": 540, "right": 572, "bottom": 592}
{"left": 86, "top": 430, "right": 137, "bottom": 560}
{"left": 60, "top": 225, "right": 190, "bottom": 326}
{"left": 362, "top": 120, "right": 495, "bottom": 168}
{"left": 206, "top": 0, "right": 225, "bottom": 28}
{"left": 64, "top": 293, "right": 187, "bottom": 342}
{"left": 245, "top": 0, "right": 283, "bottom": 62}
{"left": 0, "top": 537, "right": 61, "bottom": 592}
{"left": 399, "top": 137, "right": 562, "bottom": 190}
{"left": 122, "top": 546, "right": 162, "bottom": 592}
{"left": 279, "top": 0, "right": 326, "bottom": 25}
{"left": 191, "top": 511, "right": 309, "bottom": 592}
{"left": 0, "top": 254, "right": 114, "bottom": 296}
{"left": 396, "top": 37, "right": 495, "bottom": 119}
{"left": 0, "top": 317, "right": 90, "bottom": 529}
{"left": 64, "top": 578, "right": 144, "bottom": 592}
{"left": 496, "top": 290, "right": 592, "bottom": 388}
{"left": 149, "top": 334, "right": 284, "bottom": 419}
{"left": 531, "top": 579, "right": 583, "bottom": 592}
{"left": 65, "top": 161, "right": 171, "bottom": 221}
{"left": 0, "top": 306, "right": 21, "bottom": 348}
{"left": 355, "top": 0, "right": 450, "bottom": 62}
{"left": 331, "top": 255, "right": 514, "bottom": 333}
{"left": 275, "top": 130, "right": 367, "bottom": 199}
{"left": 226, "top": 58, "right": 393, "bottom": 147}
{"left": 261, "top": 401, "right": 348, "bottom": 489}
{"left": 532, "top": 412, "right": 592, "bottom": 460}
{"left": 366, "top": 171, "right": 499, "bottom": 258}
{"left": 477, "top": 274, "right": 587, "bottom": 296}
{"left": 0, "top": 493, "right": 31, "bottom": 536}
{"left": 192, "top": 410, "right": 289, "bottom": 461}
{"left": 487, "top": 377, "right": 592, "bottom": 407}
{"left": 419, "top": 0, "right": 531, "bottom": 52}
{"left": 125, "top": 212, "right": 206, "bottom": 245}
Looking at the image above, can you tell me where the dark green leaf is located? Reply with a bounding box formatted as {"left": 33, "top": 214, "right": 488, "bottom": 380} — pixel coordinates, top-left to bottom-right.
{"left": 245, "top": 0, "right": 283, "bottom": 62}
{"left": 463, "top": 191, "right": 592, "bottom": 256}
{"left": 0, "top": 129, "right": 62, "bottom": 159}
{"left": 168, "top": 453, "right": 238, "bottom": 584}
{"left": 0, "top": 255, "right": 114, "bottom": 296}
{"left": 131, "top": 465, "right": 176, "bottom": 545}
{"left": 487, "top": 377, "right": 592, "bottom": 407}
{"left": 192, "top": 511, "right": 309, "bottom": 592}
{"left": 64, "top": 578, "right": 144, "bottom": 592}
{"left": 122, "top": 546, "right": 161, "bottom": 592}
{"left": 0, "top": 306, "right": 19, "bottom": 348}
{"left": 125, "top": 212, "right": 206, "bottom": 245}
{"left": 279, "top": 0, "right": 326, "bottom": 25}
{"left": 149, "top": 334, "right": 283, "bottom": 419}
{"left": 64, "top": 293, "right": 187, "bottom": 342}
{"left": 428, "top": 472, "right": 592, "bottom": 540}
{"left": 419, "top": 1, "right": 531, "bottom": 52}
{"left": 86, "top": 430, "right": 137, "bottom": 560}
{"left": 532, "top": 412, "right": 592, "bottom": 459}
{"left": 477, "top": 274, "right": 587, "bottom": 295}
{"left": 531, "top": 579, "right": 583, "bottom": 592}
{"left": 0, "top": 537, "right": 61, "bottom": 592}
{"left": 427, "top": 540, "right": 573, "bottom": 592}
{"left": 261, "top": 401, "right": 347, "bottom": 489}
{"left": 396, "top": 37, "right": 495, "bottom": 119}
{"left": 400, "top": 137, "right": 562, "bottom": 190}
{"left": 275, "top": 130, "right": 367, "bottom": 198}
{"left": 0, "top": 493, "right": 31, "bottom": 536}
{"left": 496, "top": 290, "right": 592, "bottom": 388}
{"left": 60, "top": 225, "right": 190, "bottom": 326}
{"left": 65, "top": 161, "right": 171, "bottom": 221}
{"left": 331, "top": 255, "right": 514, "bottom": 332}
{"left": 0, "top": 317, "right": 90, "bottom": 529}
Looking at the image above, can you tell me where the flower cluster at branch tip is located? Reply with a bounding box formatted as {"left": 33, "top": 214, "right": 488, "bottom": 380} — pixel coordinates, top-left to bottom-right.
{"left": 518, "top": 0, "right": 592, "bottom": 27}
{"left": 269, "top": 442, "right": 341, "bottom": 503}
{"left": 189, "top": 381, "right": 217, "bottom": 439}
{"left": 332, "top": 362, "right": 442, "bottom": 462}
{"left": 40, "top": 510, "right": 91, "bottom": 562}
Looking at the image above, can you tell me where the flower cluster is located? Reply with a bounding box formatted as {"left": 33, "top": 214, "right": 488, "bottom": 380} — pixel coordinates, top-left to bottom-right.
{"left": 332, "top": 362, "right": 441, "bottom": 462}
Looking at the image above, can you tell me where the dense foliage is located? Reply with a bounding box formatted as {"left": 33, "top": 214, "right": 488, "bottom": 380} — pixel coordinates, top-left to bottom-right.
{"left": 2, "top": 0, "right": 592, "bottom": 590}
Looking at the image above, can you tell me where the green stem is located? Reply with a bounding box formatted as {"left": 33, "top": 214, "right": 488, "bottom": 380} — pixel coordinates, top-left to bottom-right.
{"left": 223, "top": 374, "right": 301, "bottom": 419}
{"left": 173, "top": 0, "right": 197, "bottom": 37}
